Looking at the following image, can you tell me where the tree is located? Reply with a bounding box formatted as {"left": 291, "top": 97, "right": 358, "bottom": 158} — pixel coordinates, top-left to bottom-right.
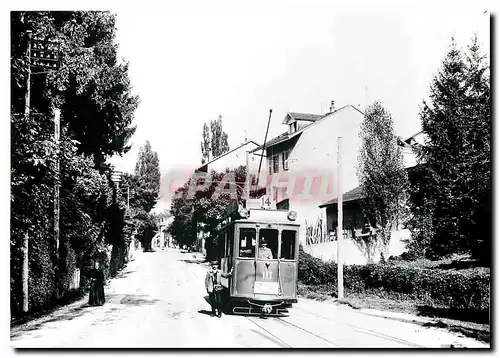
{"left": 168, "top": 165, "right": 265, "bottom": 253}
{"left": 10, "top": 11, "right": 139, "bottom": 315}
{"left": 134, "top": 141, "right": 161, "bottom": 213}
{"left": 417, "top": 37, "right": 491, "bottom": 262}
{"left": 357, "top": 101, "right": 409, "bottom": 256}
{"left": 200, "top": 122, "right": 210, "bottom": 164}
{"left": 11, "top": 11, "right": 139, "bottom": 172}
{"left": 200, "top": 115, "right": 230, "bottom": 163}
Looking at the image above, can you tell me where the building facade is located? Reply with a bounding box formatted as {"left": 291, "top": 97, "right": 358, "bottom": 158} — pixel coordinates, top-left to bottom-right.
{"left": 250, "top": 104, "right": 366, "bottom": 249}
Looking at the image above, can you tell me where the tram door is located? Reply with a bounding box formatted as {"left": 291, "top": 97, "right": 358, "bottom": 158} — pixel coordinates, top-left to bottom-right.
{"left": 233, "top": 225, "right": 257, "bottom": 296}
{"left": 220, "top": 226, "right": 233, "bottom": 289}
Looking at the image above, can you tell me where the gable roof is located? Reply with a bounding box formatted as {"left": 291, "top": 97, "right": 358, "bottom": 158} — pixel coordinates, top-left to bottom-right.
{"left": 252, "top": 105, "right": 365, "bottom": 153}
{"left": 283, "top": 112, "right": 325, "bottom": 124}
{"left": 403, "top": 130, "right": 424, "bottom": 144}
{"left": 196, "top": 140, "right": 259, "bottom": 171}
{"left": 319, "top": 185, "right": 364, "bottom": 208}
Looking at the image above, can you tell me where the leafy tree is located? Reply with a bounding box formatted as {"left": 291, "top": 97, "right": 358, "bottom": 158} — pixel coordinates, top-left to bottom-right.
{"left": 417, "top": 37, "right": 490, "bottom": 262}
{"left": 200, "top": 115, "right": 230, "bottom": 163}
{"left": 134, "top": 141, "right": 161, "bottom": 213}
{"left": 357, "top": 101, "right": 409, "bottom": 256}
{"left": 211, "top": 115, "right": 230, "bottom": 158}
{"left": 11, "top": 11, "right": 139, "bottom": 172}
{"left": 200, "top": 122, "right": 210, "bottom": 164}
{"left": 168, "top": 165, "right": 265, "bottom": 253}
{"left": 10, "top": 11, "right": 139, "bottom": 315}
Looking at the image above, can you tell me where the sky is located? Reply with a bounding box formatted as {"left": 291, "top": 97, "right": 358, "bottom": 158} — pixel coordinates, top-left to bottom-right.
{"left": 103, "top": 0, "right": 491, "bottom": 213}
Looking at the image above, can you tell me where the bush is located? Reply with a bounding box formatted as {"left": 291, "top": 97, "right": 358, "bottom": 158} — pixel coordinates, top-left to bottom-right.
{"left": 298, "top": 250, "right": 490, "bottom": 312}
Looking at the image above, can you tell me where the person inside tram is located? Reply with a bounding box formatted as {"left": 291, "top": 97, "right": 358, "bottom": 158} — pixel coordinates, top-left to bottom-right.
{"left": 258, "top": 238, "right": 274, "bottom": 259}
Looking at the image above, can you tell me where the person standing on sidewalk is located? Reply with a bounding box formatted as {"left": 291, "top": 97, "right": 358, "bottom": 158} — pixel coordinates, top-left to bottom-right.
{"left": 205, "top": 261, "right": 233, "bottom": 317}
{"left": 88, "top": 261, "right": 105, "bottom": 307}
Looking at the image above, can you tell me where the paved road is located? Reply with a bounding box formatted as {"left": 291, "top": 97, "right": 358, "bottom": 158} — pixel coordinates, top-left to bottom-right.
{"left": 11, "top": 249, "right": 488, "bottom": 348}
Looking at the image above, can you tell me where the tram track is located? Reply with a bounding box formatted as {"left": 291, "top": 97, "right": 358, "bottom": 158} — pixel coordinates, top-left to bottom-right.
{"left": 245, "top": 316, "right": 292, "bottom": 348}
{"left": 244, "top": 314, "right": 339, "bottom": 347}
{"left": 291, "top": 305, "right": 427, "bottom": 348}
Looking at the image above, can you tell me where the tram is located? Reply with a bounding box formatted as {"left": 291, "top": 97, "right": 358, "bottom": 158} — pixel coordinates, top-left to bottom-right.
{"left": 212, "top": 198, "right": 300, "bottom": 316}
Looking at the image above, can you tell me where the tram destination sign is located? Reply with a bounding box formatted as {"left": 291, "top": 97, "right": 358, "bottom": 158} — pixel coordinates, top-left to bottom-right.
{"left": 254, "top": 281, "right": 279, "bottom": 295}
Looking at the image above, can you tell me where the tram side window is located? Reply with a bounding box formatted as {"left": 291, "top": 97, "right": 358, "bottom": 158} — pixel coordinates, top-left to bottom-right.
{"left": 280, "top": 230, "right": 296, "bottom": 260}
{"left": 239, "top": 228, "right": 256, "bottom": 258}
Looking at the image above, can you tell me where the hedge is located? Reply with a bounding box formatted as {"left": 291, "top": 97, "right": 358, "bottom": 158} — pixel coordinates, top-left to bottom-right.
{"left": 298, "top": 248, "right": 490, "bottom": 312}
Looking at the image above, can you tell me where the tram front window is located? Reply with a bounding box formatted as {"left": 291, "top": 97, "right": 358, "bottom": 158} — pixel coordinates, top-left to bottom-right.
{"left": 280, "top": 230, "right": 296, "bottom": 260}
{"left": 239, "top": 228, "right": 256, "bottom": 258}
{"left": 258, "top": 229, "right": 278, "bottom": 259}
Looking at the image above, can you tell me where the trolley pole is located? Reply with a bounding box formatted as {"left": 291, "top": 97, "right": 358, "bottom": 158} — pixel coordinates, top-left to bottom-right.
{"left": 245, "top": 151, "right": 251, "bottom": 204}
{"left": 22, "top": 30, "right": 32, "bottom": 314}
{"left": 337, "top": 137, "right": 344, "bottom": 299}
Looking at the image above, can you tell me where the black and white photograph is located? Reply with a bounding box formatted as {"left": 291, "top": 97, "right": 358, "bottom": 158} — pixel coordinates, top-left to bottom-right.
{"left": 7, "top": 0, "right": 493, "bottom": 350}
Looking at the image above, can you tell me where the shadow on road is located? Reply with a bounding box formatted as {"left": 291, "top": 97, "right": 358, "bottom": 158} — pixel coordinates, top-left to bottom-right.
{"left": 178, "top": 259, "right": 205, "bottom": 264}
{"left": 10, "top": 305, "right": 89, "bottom": 338}
{"left": 115, "top": 294, "right": 161, "bottom": 306}
{"left": 198, "top": 309, "right": 215, "bottom": 316}
{"left": 11, "top": 293, "right": 162, "bottom": 339}
{"left": 416, "top": 305, "right": 489, "bottom": 324}
{"left": 114, "top": 269, "right": 136, "bottom": 280}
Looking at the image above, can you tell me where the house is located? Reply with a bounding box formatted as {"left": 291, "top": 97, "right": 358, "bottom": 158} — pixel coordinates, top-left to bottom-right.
{"left": 249, "top": 102, "right": 366, "bottom": 248}
{"left": 398, "top": 131, "right": 428, "bottom": 168}
{"left": 315, "top": 131, "right": 428, "bottom": 264}
{"left": 196, "top": 140, "right": 261, "bottom": 174}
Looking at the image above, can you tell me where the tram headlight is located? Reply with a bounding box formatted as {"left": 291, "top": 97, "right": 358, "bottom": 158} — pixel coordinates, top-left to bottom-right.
{"left": 287, "top": 210, "right": 297, "bottom": 221}
{"left": 238, "top": 207, "right": 249, "bottom": 218}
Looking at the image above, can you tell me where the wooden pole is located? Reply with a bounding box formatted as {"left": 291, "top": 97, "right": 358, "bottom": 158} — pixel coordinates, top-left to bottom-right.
{"left": 54, "top": 107, "right": 61, "bottom": 298}
{"left": 22, "top": 30, "right": 32, "bottom": 314}
{"left": 337, "top": 137, "right": 344, "bottom": 299}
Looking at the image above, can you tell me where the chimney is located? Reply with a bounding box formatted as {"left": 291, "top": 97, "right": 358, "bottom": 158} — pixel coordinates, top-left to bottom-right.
{"left": 329, "top": 100, "right": 335, "bottom": 113}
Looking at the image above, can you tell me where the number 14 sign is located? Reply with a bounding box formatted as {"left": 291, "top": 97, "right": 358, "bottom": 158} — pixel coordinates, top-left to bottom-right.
{"left": 260, "top": 195, "right": 274, "bottom": 210}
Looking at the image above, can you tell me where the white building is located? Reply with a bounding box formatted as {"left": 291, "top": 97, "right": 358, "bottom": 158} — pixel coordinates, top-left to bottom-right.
{"left": 250, "top": 104, "right": 366, "bottom": 248}
{"left": 196, "top": 140, "right": 261, "bottom": 174}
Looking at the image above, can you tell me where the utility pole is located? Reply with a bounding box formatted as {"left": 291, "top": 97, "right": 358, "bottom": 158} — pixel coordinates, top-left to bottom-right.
{"left": 54, "top": 107, "right": 61, "bottom": 297}
{"left": 22, "top": 30, "right": 32, "bottom": 314}
{"left": 337, "top": 137, "right": 344, "bottom": 299}
{"left": 127, "top": 186, "right": 130, "bottom": 209}
{"left": 20, "top": 31, "right": 61, "bottom": 309}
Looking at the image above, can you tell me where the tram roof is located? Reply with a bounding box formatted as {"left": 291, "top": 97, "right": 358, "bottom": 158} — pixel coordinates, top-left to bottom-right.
{"left": 237, "top": 208, "right": 300, "bottom": 225}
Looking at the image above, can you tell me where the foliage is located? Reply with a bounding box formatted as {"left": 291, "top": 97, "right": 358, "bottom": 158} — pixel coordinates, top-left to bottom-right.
{"left": 133, "top": 141, "right": 161, "bottom": 213}
{"left": 415, "top": 37, "right": 490, "bottom": 262}
{"left": 168, "top": 165, "right": 265, "bottom": 249}
{"left": 357, "top": 101, "right": 409, "bottom": 255}
{"left": 11, "top": 11, "right": 139, "bottom": 171}
{"left": 200, "top": 122, "right": 210, "bottom": 164}
{"left": 11, "top": 11, "right": 138, "bottom": 316}
{"left": 298, "top": 249, "right": 490, "bottom": 312}
{"left": 200, "top": 114, "right": 230, "bottom": 164}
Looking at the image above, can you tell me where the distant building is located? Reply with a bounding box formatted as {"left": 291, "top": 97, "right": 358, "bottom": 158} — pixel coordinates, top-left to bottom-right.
{"left": 196, "top": 140, "right": 260, "bottom": 174}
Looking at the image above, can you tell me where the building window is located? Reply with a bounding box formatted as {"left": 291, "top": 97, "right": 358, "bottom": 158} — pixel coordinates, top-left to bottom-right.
{"left": 282, "top": 151, "right": 289, "bottom": 170}
{"left": 273, "top": 155, "right": 279, "bottom": 173}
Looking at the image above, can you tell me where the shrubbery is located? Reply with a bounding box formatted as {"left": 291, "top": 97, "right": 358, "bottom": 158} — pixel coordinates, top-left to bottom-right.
{"left": 298, "top": 248, "right": 490, "bottom": 312}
